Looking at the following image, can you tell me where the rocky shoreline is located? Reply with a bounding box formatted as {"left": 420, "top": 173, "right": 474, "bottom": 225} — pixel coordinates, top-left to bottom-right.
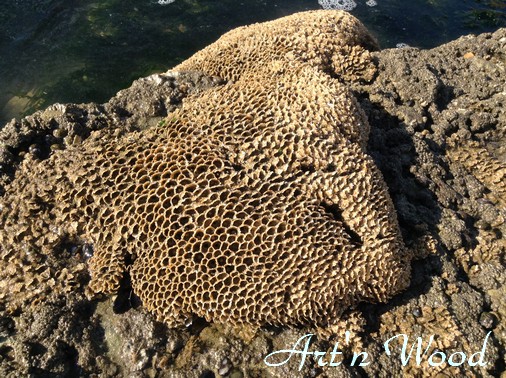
{"left": 0, "top": 23, "right": 505, "bottom": 377}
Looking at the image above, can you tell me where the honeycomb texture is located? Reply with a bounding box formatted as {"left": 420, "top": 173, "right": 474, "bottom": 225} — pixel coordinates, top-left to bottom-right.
{"left": 0, "top": 10, "right": 411, "bottom": 330}
{"left": 448, "top": 141, "right": 506, "bottom": 208}
{"left": 174, "top": 10, "right": 379, "bottom": 84}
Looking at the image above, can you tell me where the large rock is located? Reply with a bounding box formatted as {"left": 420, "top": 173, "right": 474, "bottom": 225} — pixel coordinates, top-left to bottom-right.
{"left": 0, "top": 12, "right": 504, "bottom": 377}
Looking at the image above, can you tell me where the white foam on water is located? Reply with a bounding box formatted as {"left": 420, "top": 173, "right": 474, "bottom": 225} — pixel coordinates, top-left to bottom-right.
{"left": 366, "top": 0, "right": 378, "bottom": 7}
{"left": 158, "top": 0, "right": 175, "bottom": 5}
{"left": 318, "top": 0, "right": 357, "bottom": 11}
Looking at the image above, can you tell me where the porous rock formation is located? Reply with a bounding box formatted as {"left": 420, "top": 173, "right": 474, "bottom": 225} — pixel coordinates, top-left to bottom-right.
{"left": 174, "top": 10, "right": 378, "bottom": 85}
{"left": 0, "top": 10, "right": 410, "bottom": 333}
{"left": 0, "top": 10, "right": 504, "bottom": 378}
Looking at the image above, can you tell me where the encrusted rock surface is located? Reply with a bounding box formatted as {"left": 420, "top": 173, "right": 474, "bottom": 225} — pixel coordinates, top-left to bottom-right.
{"left": 0, "top": 11, "right": 410, "bottom": 335}
{"left": 0, "top": 12, "right": 504, "bottom": 378}
{"left": 0, "top": 71, "right": 222, "bottom": 196}
{"left": 352, "top": 28, "right": 506, "bottom": 377}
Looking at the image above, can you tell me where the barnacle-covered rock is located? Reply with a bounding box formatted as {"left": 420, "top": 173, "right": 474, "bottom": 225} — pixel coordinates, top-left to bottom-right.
{"left": 0, "top": 10, "right": 410, "bottom": 333}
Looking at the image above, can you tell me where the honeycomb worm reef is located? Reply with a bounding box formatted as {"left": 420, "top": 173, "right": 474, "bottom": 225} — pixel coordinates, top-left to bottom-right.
{"left": 0, "top": 11, "right": 411, "bottom": 332}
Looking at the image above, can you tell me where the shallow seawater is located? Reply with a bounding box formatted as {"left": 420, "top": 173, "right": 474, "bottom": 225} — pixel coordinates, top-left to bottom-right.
{"left": 0, "top": 0, "right": 504, "bottom": 124}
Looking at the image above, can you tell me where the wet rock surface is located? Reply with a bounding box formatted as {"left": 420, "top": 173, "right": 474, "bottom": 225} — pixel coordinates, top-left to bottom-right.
{"left": 0, "top": 29, "right": 505, "bottom": 377}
